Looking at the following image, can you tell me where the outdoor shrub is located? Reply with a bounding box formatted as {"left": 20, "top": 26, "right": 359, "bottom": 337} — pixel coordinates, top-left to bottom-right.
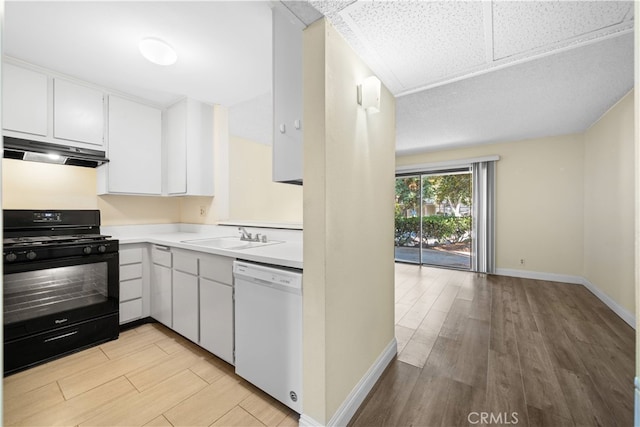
{"left": 395, "top": 215, "right": 471, "bottom": 246}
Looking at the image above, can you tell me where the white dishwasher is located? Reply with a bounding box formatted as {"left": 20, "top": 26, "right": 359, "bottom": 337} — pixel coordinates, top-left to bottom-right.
{"left": 233, "top": 261, "right": 303, "bottom": 413}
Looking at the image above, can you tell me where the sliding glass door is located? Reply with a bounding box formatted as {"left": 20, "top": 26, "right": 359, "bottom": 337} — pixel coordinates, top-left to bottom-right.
{"left": 394, "top": 169, "right": 473, "bottom": 270}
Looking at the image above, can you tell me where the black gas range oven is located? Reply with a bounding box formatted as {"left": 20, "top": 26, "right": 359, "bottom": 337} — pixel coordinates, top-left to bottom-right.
{"left": 3, "top": 209, "right": 119, "bottom": 375}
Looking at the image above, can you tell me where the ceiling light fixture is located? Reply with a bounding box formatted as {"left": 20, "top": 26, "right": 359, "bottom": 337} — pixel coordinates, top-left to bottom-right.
{"left": 139, "top": 37, "right": 177, "bottom": 66}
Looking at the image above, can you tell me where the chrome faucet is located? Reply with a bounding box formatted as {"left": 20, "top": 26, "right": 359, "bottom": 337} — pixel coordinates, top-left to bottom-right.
{"left": 238, "top": 227, "right": 268, "bottom": 242}
{"left": 238, "top": 227, "right": 252, "bottom": 241}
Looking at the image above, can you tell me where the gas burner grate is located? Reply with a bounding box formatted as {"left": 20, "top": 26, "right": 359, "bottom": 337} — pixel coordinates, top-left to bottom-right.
{"left": 3, "top": 234, "right": 111, "bottom": 248}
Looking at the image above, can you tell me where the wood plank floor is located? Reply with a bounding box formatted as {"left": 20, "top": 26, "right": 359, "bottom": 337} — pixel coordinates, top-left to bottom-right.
{"left": 4, "top": 323, "right": 298, "bottom": 427}
{"left": 351, "top": 263, "right": 635, "bottom": 427}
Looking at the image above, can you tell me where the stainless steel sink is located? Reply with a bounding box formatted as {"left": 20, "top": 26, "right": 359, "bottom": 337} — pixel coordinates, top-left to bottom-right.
{"left": 181, "top": 236, "right": 284, "bottom": 250}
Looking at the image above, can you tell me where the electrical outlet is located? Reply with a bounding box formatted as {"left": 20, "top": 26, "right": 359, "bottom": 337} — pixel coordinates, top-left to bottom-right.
{"left": 199, "top": 206, "right": 206, "bottom": 217}
{"left": 520, "top": 258, "right": 525, "bottom": 265}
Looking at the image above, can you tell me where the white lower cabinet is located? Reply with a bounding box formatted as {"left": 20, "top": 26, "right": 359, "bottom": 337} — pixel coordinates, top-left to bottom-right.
{"left": 151, "top": 245, "right": 173, "bottom": 328}
{"left": 151, "top": 264, "right": 172, "bottom": 327}
{"left": 120, "top": 299, "right": 143, "bottom": 324}
{"left": 148, "top": 245, "right": 234, "bottom": 364}
{"left": 200, "top": 278, "right": 233, "bottom": 364}
{"left": 172, "top": 270, "right": 199, "bottom": 343}
{"left": 119, "top": 245, "right": 145, "bottom": 325}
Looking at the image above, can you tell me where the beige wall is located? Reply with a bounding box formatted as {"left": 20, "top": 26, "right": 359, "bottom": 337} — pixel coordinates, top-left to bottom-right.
{"left": 2, "top": 159, "right": 182, "bottom": 225}
{"left": 99, "top": 195, "right": 180, "bottom": 225}
{"left": 633, "top": 2, "right": 640, "bottom": 388}
{"left": 397, "top": 90, "right": 636, "bottom": 325}
{"left": 227, "top": 136, "right": 303, "bottom": 223}
{"left": 3, "top": 159, "right": 98, "bottom": 210}
{"left": 584, "top": 91, "right": 635, "bottom": 315}
{"left": 397, "top": 134, "right": 586, "bottom": 276}
{"left": 303, "top": 19, "right": 396, "bottom": 423}
{"left": 635, "top": 0, "right": 640, "bottom": 387}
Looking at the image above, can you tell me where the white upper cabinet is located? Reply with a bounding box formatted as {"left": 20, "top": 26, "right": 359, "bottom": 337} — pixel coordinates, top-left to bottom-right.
{"left": 53, "top": 79, "right": 104, "bottom": 146}
{"left": 100, "top": 95, "right": 162, "bottom": 195}
{"left": 272, "top": 6, "right": 304, "bottom": 184}
{"left": 164, "top": 98, "right": 214, "bottom": 196}
{"left": 165, "top": 100, "right": 188, "bottom": 194}
{"left": 2, "top": 60, "right": 106, "bottom": 150}
{"left": 2, "top": 63, "right": 48, "bottom": 137}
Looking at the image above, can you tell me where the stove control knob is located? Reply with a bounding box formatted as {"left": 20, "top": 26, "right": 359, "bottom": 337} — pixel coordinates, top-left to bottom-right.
{"left": 26, "top": 251, "right": 37, "bottom": 260}
{"left": 83, "top": 246, "right": 92, "bottom": 255}
{"left": 5, "top": 252, "right": 17, "bottom": 262}
{"left": 98, "top": 245, "right": 107, "bottom": 253}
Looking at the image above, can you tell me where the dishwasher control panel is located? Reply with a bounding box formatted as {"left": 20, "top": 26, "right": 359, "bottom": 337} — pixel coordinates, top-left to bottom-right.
{"left": 233, "top": 261, "right": 302, "bottom": 291}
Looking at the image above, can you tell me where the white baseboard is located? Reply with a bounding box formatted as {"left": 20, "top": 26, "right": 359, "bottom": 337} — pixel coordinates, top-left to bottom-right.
{"left": 495, "top": 269, "right": 635, "bottom": 329}
{"left": 299, "top": 414, "right": 323, "bottom": 427}
{"left": 635, "top": 377, "right": 640, "bottom": 427}
{"left": 495, "top": 268, "right": 583, "bottom": 285}
{"left": 581, "top": 277, "right": 635, "bottom": 328}
{"left": 299, "top": 337, "right": 397, "bottom": 427}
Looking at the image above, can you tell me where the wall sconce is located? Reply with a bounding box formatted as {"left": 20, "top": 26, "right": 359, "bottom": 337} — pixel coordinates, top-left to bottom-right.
{"left": 357, "top": 76, "right": 381, "bottom": 113}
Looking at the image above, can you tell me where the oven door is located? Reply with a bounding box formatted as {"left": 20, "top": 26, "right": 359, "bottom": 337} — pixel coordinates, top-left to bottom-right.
{"left": 4, "top": 252, "right": 119, "bottom": 341}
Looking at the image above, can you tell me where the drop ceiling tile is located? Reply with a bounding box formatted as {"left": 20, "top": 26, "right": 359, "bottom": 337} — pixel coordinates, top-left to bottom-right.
{"left": 493, "top": 1, "right": 633, "bottom": 60}
{"left": 338, "top": 1, "right": 486, "bottom": 92}
{"left": 282, "top": 1, "right": 324, "bottom": 25}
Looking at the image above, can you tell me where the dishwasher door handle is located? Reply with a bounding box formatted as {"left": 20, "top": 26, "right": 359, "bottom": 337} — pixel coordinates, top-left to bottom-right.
{"left": 241, "top": 277, "right": 273, "bottom": 287}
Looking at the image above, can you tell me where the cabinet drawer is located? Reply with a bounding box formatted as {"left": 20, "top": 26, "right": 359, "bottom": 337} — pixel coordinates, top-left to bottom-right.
{"left": 120, "top": 299, "right": 142, "bottom": 324}
{"left": 200, "top": 254, "right": 234, "bottom": 285}
{"left": 120, "top": 263, "right": 142, "bottom": 281}
{"left": 152, "top": 246, "right": 172, "bottom": 267}
{"left": 173, "top": 250, "right": 199, "bottom": 275}
{"left": 121, "top": 278, "right": 143, "bottom": 301}
{"left": 120, "top": 247, "right": 143, "bottom": 265}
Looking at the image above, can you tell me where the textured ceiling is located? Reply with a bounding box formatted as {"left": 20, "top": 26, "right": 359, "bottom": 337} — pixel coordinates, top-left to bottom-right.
{"left": 492, "top": 1, "right": 632, "bottom": 60}
{"left": 309, "top": 0, "right": 634, "bottom": 152}
{"left": 396, "top": 33, "right": 634, "bottom": 154}
{"left": 319, "top": 0, "right": 634, "bottom": 96}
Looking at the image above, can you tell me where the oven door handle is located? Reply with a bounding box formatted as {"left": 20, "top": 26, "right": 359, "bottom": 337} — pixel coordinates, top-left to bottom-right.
{"left": 43, "top": 330, "right": 78, "bottom": 343}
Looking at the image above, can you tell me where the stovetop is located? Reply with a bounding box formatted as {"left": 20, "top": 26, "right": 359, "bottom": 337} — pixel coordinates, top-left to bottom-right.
{"left": 3, "top": 209, "right": 119, "bottom": 264}
{"left": 3, "top": 234, "right": 118, "bottom": 264}
{"left": 4, "top": 234, "right": 111, "bottom": 248}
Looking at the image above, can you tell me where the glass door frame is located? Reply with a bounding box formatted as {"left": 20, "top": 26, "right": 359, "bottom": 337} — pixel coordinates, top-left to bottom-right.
{"left": 395, "top": 167, "right": 473, "bottom": 270}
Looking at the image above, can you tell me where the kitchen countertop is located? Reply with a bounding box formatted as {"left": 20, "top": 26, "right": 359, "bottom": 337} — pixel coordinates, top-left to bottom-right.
{"left": 104, "top": 224, "right": 303, "bottom": 269}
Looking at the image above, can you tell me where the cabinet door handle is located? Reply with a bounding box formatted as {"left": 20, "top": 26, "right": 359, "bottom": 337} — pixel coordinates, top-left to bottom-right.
{"left": 294, "top": 119, "right": 301, "bottom": 130}
{"left": 279, "top": 123, "right": 286, "bottom": 134}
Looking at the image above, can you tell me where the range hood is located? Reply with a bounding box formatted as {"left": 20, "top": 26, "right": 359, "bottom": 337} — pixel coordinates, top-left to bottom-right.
{"left": 3, "top": 136, "right": 109, "bottom": 168}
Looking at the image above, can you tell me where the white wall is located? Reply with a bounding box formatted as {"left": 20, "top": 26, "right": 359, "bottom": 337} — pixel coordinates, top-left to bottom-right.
{"left": 303, "top": 19, "right": 396, "bottom": 424}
